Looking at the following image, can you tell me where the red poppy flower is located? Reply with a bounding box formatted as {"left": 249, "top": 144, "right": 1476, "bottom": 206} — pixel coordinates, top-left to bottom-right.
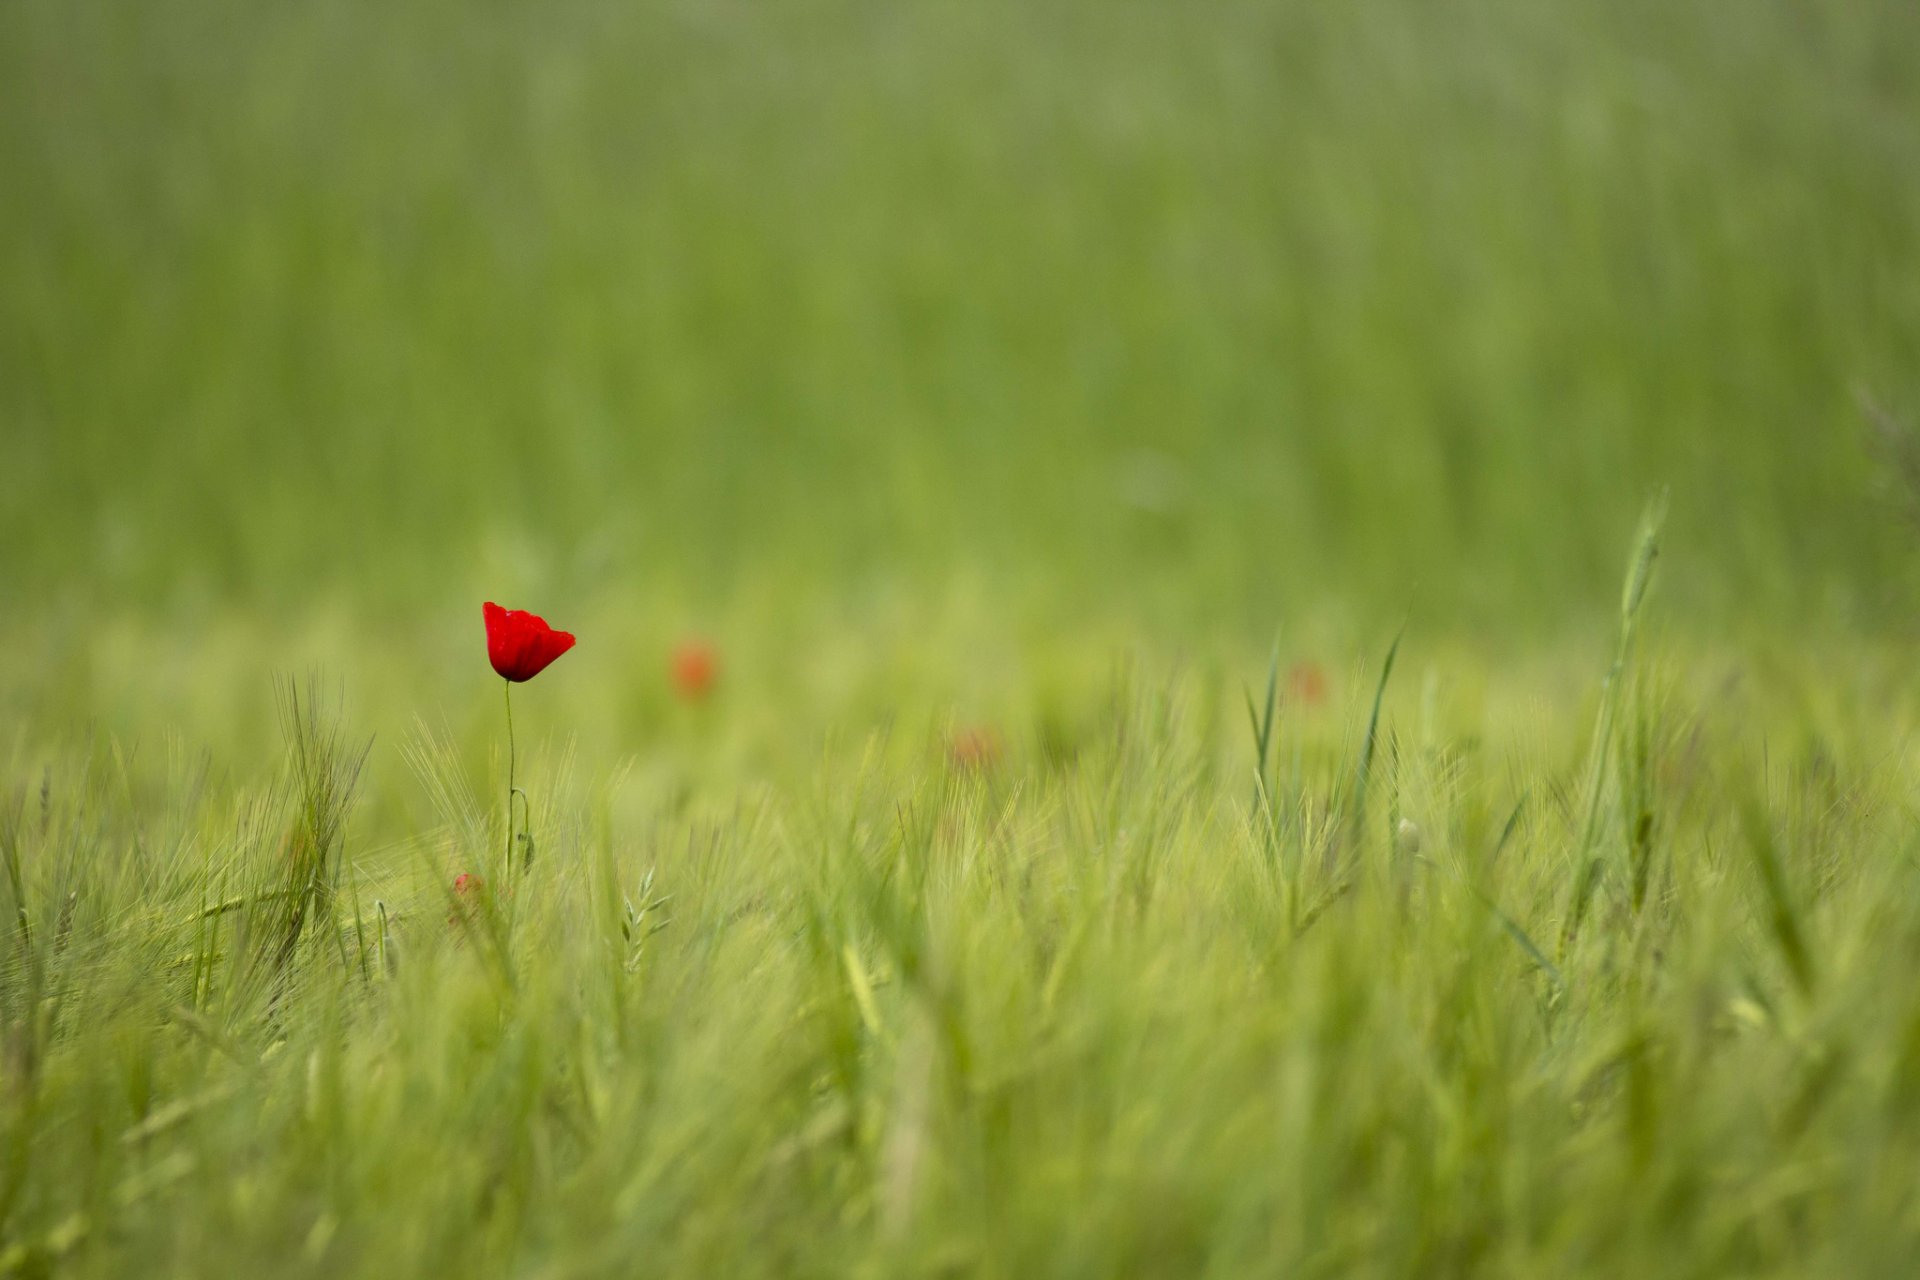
{"left": 671, "top": 639, "right": 719, "bottom": 701}
{"left": 483, "top": 602, "right": 576, "bottom": 683}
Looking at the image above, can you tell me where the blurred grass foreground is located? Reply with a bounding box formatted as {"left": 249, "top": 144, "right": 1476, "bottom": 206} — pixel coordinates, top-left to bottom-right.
{"left": 5, "top": 1, "right": 1920, "bottom": 1276}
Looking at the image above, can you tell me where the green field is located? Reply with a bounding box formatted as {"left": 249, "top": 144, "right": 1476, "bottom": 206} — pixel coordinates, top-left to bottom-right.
{"left": 6, "top": 1, "right": 1920, "bottom": 1275}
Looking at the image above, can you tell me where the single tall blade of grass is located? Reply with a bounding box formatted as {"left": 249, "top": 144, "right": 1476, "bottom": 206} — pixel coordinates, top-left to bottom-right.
{"left": 1563, "top": 494, "right": 1667, "bottom": 952}
{"left": 1244, "top": 641, "right": 1281, "bottom": 806}
{"left": 263, "top": 679, "right": 368, "bottom": 1010}
{"left": 1346, "top": 628, "right": 1403, "bottom": 853}
{"left": 1740, "top": 789, "right": 1817, "bottom": 998}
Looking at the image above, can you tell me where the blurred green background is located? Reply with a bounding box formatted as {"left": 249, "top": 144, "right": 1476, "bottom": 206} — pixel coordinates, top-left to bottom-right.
{"left": 4, "top": 0, "right": 1918, "bottom": 649}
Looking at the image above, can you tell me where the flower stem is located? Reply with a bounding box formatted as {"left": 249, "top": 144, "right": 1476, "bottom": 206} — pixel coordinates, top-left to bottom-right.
{"left": 503, "top": 678, "right": 515, "bottom": 877}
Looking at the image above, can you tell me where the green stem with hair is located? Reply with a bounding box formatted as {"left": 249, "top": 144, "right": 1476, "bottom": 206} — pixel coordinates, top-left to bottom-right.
{"left": 503, "top": 678, "right": 516, "bottom": 877}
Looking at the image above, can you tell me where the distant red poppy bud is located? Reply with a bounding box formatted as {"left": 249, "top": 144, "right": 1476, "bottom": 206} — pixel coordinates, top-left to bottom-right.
{"left": 1286, "top": 660, "right": 1328, "bottom": 708}
{"left": 483, "top": 602, "right": 576, "bottom": 683}
{"left": 671, "top": 640, "right": 719, "bottom": 701}
{"left": 450, "top": 872, "right": 485, "bottom": 926}
{"left": 948, "top": 726, "right": 1004, "bottom": 771}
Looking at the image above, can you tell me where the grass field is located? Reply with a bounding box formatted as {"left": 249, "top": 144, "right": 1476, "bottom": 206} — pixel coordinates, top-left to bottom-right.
{"left": 6, "top": 1, "right": 1920, "bottom": 1275}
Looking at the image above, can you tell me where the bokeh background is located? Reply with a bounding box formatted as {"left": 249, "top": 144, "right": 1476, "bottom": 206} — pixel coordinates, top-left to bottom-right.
{"left": 4, "top": 0, "right": 1919, "bottom": 747}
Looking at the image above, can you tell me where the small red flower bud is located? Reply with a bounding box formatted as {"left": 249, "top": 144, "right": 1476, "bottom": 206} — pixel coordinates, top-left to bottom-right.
{"left": 672, "top": 640, "right": 719, "bottom": 702}
{"left": 1286, "top": 660, "right": 1328, "bottom": 708}
{"left": 449, "top": 872, "right": 486, "bottom": 927}
{"left": 948, "top": 726, "right": 1004, "bottom": 771}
